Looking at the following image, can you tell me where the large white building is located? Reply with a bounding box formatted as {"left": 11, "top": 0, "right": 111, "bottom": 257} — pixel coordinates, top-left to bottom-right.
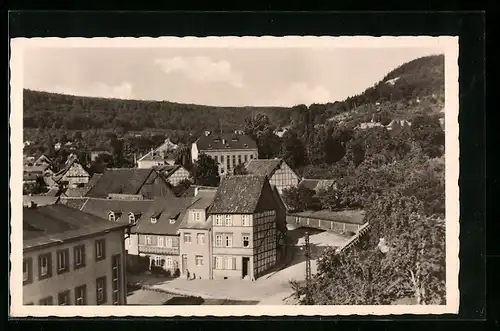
{"left": 191, "top": 131, "right": 258, "bottom": 176}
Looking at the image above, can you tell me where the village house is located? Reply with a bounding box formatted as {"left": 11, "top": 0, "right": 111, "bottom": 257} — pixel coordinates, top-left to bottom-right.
{"left": 52, "top": 156, "right": 90, "bottom": 189}
{"left": 286, "top": 209, "right": 366, "bottom": 234}
{"left": 137, "top": 138, "right": 178, "bottom": 169}
{"left": 23, "top": 203, "right": 128, "bottom": 305}
{"left": 84, "top": 168, "right": 175, "bottom": 199}
{"left": 208, "top": 175, "right": 287, "bottom": 281}
{"left": 155, "top": 164, "right": 191, "bottom": 186}
{"left": 178, "top": 189, "right": 217, "bottom": 280}
{"left": 191, "top": 130, "right": 258, "bottom": 176}
{"left": 245, "top": 158, "right": 300, "bottom": 193}
{"left": 133, "top": 197, "right": 195, "bottom": 275}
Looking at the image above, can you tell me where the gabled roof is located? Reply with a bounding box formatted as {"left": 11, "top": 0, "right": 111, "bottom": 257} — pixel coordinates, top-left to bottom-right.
{"left": 85, "top": 168, "right": 170, "bottom": 198}
{"left": 138, "top": 151, "right": 165, "bottom": 162}
{"left": 299, "top": 178, "right": 336, "bottom": 191}
{"left": 52, "top": 159, "right": 89, "bottom": 182}
{"left": 195, "top": 132, "right": 257, "bottom": 151}
{"left": 23, "top": 204, "right": 128, "bottom": 251}
{"left": 208, "top": 175, "right": 268, "bottom": 214}
{"left": 134, "top": 197, "right": 195, "bottom": 235}
{"left": 154, "top": 164, "right": 185, "bottom": 178}
{"left": 58, "top": 197, "right": 89, "bottom": 210}
{"left": 245, "top": 159, "right": 283, "bottom": 177}
{"left": 80, "top": 198, "right": 154, "bottom": 222}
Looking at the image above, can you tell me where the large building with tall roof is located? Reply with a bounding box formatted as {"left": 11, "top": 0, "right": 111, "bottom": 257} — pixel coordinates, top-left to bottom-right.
{"left": 244, "top": 158, "right": 300, "bottom": 193}
{"left": 208, "top": 175, "right": 286, "bottom": 280}
{"left": 191, "top": 130, "right": 258, "bottom": 176}
{"left": 23, "top": 204, "right": 128, "bottom": 306}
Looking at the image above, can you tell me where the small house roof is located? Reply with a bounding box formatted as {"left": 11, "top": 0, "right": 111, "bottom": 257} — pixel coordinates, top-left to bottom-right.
{"left": 208, "top": 175, "right": 267, "bottom": 214}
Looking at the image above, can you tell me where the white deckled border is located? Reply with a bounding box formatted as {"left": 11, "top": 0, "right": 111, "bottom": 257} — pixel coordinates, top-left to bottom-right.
{"left": 9, "top": 36, "right": 459, "bottom": 317}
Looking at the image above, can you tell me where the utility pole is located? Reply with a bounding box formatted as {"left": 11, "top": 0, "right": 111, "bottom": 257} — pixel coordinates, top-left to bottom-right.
{"left": 304, "top": 231, "right": 312, "bottom": 304}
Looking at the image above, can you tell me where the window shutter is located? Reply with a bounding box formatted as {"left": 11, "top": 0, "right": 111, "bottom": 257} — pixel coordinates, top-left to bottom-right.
{"left": 232, "top": 257, "right": 236, "bottom": 270}
{"left": 102, "top": 240, "right": 107, "bottom": 258}
{"left": 82, "top": 246, "right": 86, "bottom": 267}
{"left": 47, "top": 253, "right": 53, "bottom": 277}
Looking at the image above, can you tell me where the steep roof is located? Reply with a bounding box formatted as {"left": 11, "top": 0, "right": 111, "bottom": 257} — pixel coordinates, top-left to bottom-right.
{"left": 208, "top": 175, "right": 268, "bottom": 214}
{"left": 23, "top": 204, "right": 128, "bottom": 251}
{"left": 58, "top": 197, "right": 89, "bottom": 210}
{"left": 178, "top": 191, "right": 216, "bottom": 230}
{"left": 134, "top": 197, "right": 195, "bottom": 235}
{"left": 85, "top": 168, "right": 167, "bottom": 198}
{"left": 195, "top": 132, "right": 257, "bottom": 151}
{"left": 23, "top": 195, "right": 60, "bottom": 207}
{"left": 138, "top": 150, "right": 165, "bottom": 162}
{"left": 245, "top": 159, "right": 282, "bottom": 177}
{"left": 155, "top": 164, "right": 185, "bottom": 178}
{"left": 299, "top": 178, "right": 336, "bottom": 191}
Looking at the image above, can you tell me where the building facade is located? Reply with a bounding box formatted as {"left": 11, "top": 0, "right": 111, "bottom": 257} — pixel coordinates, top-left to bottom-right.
{"left": 159, "top": 165, "right": 191, "bottom": 186}
{"left": 178, "top": 190, "right": 216, "bottom": 280}
{"left": 53, "top": 160, "right": 90, "bottom": 188}
{"left": 191, "top": 131, "right": 258, "bottom": 176}
{"left": 23, "top": 204, "right": 128, "bottom": 306}
{"left": 208, "top": 175, "right": 281, "bottom": 280}
{"left": 245, "top": 159, "right": 300, "bottom": 193}
{"left": 134, "top": 197, "right": 195, "bottom": 275}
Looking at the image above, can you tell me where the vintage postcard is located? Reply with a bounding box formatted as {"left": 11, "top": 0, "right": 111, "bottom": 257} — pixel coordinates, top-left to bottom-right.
{"left": 10, "top": 36, "right": 459, "bottom": 317}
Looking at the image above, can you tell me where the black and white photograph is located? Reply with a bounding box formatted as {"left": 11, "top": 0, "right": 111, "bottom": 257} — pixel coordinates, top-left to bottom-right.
{"left": 10, "top": 36, "right": 459, "bottom": 317}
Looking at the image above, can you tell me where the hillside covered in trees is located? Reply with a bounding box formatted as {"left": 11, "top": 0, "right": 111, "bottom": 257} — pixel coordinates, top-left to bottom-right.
{"left": 23, "top": 54, "right": 447, "bottom": 305}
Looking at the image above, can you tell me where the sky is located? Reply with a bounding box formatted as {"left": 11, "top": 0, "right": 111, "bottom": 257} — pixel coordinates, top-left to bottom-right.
{"left": 23, "top": 46, "right": 443, "bottom": 107}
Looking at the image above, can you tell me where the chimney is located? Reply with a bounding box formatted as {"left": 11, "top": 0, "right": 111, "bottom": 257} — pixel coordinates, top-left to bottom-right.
{"left": 205, "top": 130, "right": 211, "bottom": 137}
{"left": 194, "top": 186, "right": 199, "bottom": 197}
{"left": 222, "top": 138, "right": 226, "bottom": 145}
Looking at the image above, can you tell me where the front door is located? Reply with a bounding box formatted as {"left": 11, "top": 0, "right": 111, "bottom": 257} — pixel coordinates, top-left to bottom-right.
{"left": 242, "top": 257, "right": 249, "bottom": 279}
{"left": 181, "top": 255, "right": 188, "bottom": 274}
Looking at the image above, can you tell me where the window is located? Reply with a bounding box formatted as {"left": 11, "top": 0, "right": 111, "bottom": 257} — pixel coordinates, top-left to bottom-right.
{"left": 145, "top": 236, "right": 152, "bottom": 245}
{"left": 165, "top": 237, "right": 173, "bottom": 248}
{"left": 108, "top": 211, "right": 115, "bottom": 222}
{"left": 215, "top": 215, "right": 223, "bottom": 226}
{"left": 237, "top": 155, "right": 242, "bottom": 164}
{"left": 58, "top": 290, "right": 70, "bottom": 305}
{"left": 195, "top": 255, "right": 203, "bottom": 266}
{"left": 244, "top": 155, "right": 248, "bottom": 162}
{"left": 74, "top": 245, "right": 86, "bottom": 269}
{"left": 111, "top": 254, "right": 122, "bottom": 305}
{"left": 224, "top": 215, "right": 233, "bottom": 226}
{"left": 225, "top": 234, "right": 233, "bottom": 247}
{"left": 39, "top": 296, "right": 53, "bottom": 305}
{"left": 214, "top": 155, "right": 218, "bottom": 163}
{"left": 38, "top": 253, "right": 52, "bottom": 280}
{"left": 75, "top": 285, "right": 87, "bottom": 305}
{"left": 95, "top": 239, "right": 106, "bottom": 261}
{"left": 220, "top": 155, "right": 224, "bottom": 162}
{"left": 165, "top": 256, "right": 173, "bottom": 267}
{"left": 242, "top": 234, "right": 250, "bottom": 248}
{"left": 151, "top": 217, "right": 157, "bottom": 224}
{"left": 242, "top": 215, "right": 250, "bottom": 226}
{"left": 56, "top": 249, "right": 69, "bottom": 274}
{"left": 215, "top": 256, "right": 223, "bottom": 269}
{"left": 23, "top": 258, "right": 33, "bottom": 285}
{"left": 96, "top": 276, "right": 107, "bottom": 305}
{"left": 225, "top": 257, "right": 236, "bottom": 270}
{"left": 154, "top": 256, "right": 164, "bottom": 267}
{"left": 184, "top": 233, "right": 192, "bottom": 243}
{"left": 128, "top": 212, "right": 136, "bottom": 225}
{"left": 197, "top": 233, "right": 205, "bottom": 245}
{"left": 158, "top": 236, "right": 164, "bottom": 247}
{"left": 250, "top": 155, "right": 254, "bottom": 159}
{"left": 232, "top": 155, "right": 236, "bottom": 166}
{"left": 193, "top": 211, "right": 201, "bottom": 221}
{"left": 215, "top": 234, "right": 223, "bottom": 247}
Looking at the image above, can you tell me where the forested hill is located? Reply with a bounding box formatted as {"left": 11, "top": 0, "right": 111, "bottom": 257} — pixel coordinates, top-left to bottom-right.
{"left": 23, "top": 54, "right": 444, "bottom": 135}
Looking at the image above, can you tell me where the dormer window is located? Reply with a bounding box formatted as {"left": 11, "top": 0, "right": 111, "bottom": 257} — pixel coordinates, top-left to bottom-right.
{"left": 208, "top": 144, "right": 212, "bottom": 148}
{"left": 214, "top": 138, "right": 221, "bottom": 143}
{"left": 231, "top": 137, "right": 238, "bottom": 142}
{"left": 108, "top": 211, "right": 116, "bottom": 222}
{"left": 151, "top": 217, "right": 157, "bottom": 224}
{"left": 225, "top": 144, "right": 230, "bottom": 148}
{"left": 244, "top": 144, "right": 248, "bottom": 148}
{"left": 128, "top": 212, "right": 136, "bottom": 225}
{"left": 169, "top": 219, "right": 176, "bottom": 224}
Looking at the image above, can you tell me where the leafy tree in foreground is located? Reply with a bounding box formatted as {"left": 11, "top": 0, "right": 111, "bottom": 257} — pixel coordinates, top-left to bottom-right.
{"left": 233, "top": 163, "right": 248, "bottom": 175}
{"left": 171, "top": 178, "right": 192, "bottom": 197}
{"left": 191, "top": 154, "right": 220, "bottom": 187}
{"left": 281, "top": 186, "right": 320, "bottom": 212}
